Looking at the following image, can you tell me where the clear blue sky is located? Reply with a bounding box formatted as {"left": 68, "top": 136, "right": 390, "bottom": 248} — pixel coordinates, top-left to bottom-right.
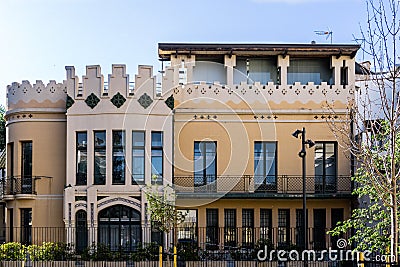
{"left": 0, "top": 0, "right": 366, "bottom": 108}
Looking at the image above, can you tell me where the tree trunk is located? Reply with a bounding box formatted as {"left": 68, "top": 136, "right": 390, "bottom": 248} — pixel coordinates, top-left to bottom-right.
{"left": 390, "top": 190, "right": 399, "bottom": 263}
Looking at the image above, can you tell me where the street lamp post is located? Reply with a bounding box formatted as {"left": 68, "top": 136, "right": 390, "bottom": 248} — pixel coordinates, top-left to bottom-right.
{"left": 292, "top": 127, "right": 315, "bottom": 252}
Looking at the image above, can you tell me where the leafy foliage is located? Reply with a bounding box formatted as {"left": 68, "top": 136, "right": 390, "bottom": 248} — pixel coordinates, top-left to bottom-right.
{"left": 28, "top": 242, "right": 74, "bottom": 261}
{"left": 129, "top": 243, "right": 160, "bottom": 261}
{"left": 0, "top": 242, "right": 26, "bottom": 261}
{"left": 329, "top": 167, "right": 392, "bottom": 254}
{"left": 329, "top": 122, "right": 399, "bottom": 254}
{"left": 144, "top": 177, "right": 187, "bottom": 233}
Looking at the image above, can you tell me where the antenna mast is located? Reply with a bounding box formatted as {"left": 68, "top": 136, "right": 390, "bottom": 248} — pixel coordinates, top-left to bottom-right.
{"left": 314, "top": 29, "right": 333, "bottom": 44}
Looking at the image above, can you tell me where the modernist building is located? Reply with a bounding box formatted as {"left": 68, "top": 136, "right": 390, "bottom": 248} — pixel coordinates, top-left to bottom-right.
{"left": 2, "top": 42, "right": 360, "bottom": 252}
{"left": 4, "top": 79, "right": 67, "bottom": 244}
{"left": 3, "top": 64, "right": 174, "bottom": 249}
{"left": 158, "top": 43, "right": 359, "bottom": 250}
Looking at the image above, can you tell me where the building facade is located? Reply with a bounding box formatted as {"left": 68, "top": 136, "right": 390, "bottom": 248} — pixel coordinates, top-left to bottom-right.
{"left": 158, "top": 43, "right": 359, "bottom": 250}
{"left": 4, "top": 79, "right": 67, "bottom": 243}
{"left": 63, "top": 64, "right": 173, "bottom": 251}
{"left": 2, "top": 42, "right": 360, "bottom": 252}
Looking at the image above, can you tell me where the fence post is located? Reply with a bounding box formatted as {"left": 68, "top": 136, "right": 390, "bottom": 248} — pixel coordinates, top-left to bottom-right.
{"left": 359, "top": 251, "right": 364, "bottom": 267}
{"left": 159, "top": 246, "right": 163, "bottom": 267}
{"left": 174, "top": 246, "right": 177, "bottom": 267}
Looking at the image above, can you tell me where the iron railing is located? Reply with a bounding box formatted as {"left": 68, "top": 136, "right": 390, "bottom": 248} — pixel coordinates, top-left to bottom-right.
{"left": 174, "top": 175, "right": 352, "bottom": 195}
{"left": 0, "top": 227, "right": 389, "bottom": 265}
{"left": 0, "top": 226, "right": 350, "bottom": 252}
{"left": 0, "top": 176, "right": 45, "bottom": 196}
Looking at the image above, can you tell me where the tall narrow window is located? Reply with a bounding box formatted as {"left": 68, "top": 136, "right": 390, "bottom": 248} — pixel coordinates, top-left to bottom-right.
{"left": 278, "top": 209, "right": 290, "bottom": 249}
{"left": 75, "top": 210, "right": 88, "bottom": 253}
{"left": 151, "top": 132, "right": 163, "bottom": 184}
{"left": 6, "top": 143, "right": 14, "bottom": 195}
{"left": 315, "top": 142, "right": 337, "bottom": 193}
{"left": 224, "top": 209, "right": 236, "bottom": 249}
{"left": 254, "top": 142, "right": 277, "bottom": 191}
{"left": 112, "top": 131, "right": 125, "bottom": 185}
{"left": 313, "top": 209, "right": 326, "bottom": 250}
{"left": 194, "top": 141, "right": 217, "bottom": 188}
{"left": 76, "top": 132, "right": 87, "bottom": 185}
{"left": 206, "top": 209, "right": 219, "bottom": 250}
{"left": 242, "top": 209, "right": 254, "bottom": 248}
{"left": 21, "top": 141, "right": 32, "bottom": 194}
{"left": 260, "top": 209, "right": 272, "bottom": 241}
{"left": 132, "top": 131, "right": 145, "bottom": 184}
{"left": 8, "top": 209, "right": 13, "bottom": 242}
{"left": 7, "top": 142, "right": 14, "bottom": 177}
{"left": 20, "top": 208, "right": 32, "bottom": 245}
{"left": 331, "top": 208, "right": 344, "bottom": 249}
{"left": 340, "top": 60, "right": 348, "bottom": 86}
{"left": 94, "top": 131, "right": 106, "bottom": 185}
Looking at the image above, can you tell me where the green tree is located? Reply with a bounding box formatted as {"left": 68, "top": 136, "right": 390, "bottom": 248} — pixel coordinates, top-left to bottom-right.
{"left": 327, "top": 0, "right": 400, "bottom": 262}
{"left": 144, "top": 176, "right": 187, "bottom": 250}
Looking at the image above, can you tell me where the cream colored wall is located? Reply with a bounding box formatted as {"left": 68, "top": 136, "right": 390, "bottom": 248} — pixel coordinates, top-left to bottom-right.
{"left": 174, "top": 118, "right": 350, "bottom": 177}
{"left": 64, "top": 64, "right": 173, "bottom": 231}
{"left": 5, "top": 80, "right": 66, "bottom": 230}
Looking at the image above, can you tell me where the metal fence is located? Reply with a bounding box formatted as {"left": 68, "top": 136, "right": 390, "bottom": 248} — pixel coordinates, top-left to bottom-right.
{"left": 0, "top": 227, "right": 395, "bottom": 266}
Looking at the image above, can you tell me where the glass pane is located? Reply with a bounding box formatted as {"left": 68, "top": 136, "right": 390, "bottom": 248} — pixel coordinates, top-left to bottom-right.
{"left": 325, "top": 144, "right": 336, "bottom": 178}
{"left": 113, "top": 131, "right": 125, "bottom": 147}
{"left": 151, "top": 132, "right": 163, "bottom": 147}
{"left": 132, "top": 149, "right": 144, "bottom": 182}
{"left": 94, "top": 131, "right": 106, "bottom": 148}
{"left": 288, "top": 58, "right": 332, "bottom": 85}
{"left": 151, "top": 156, "right": 163, "bottom": 176}
{"left": 265, "top": 143, "right": 276, "bottom": 179}
{"left": 132, "top": 131, "right": 145, "bottom": 147}
{"left": 94, "top": 149, "right": 106, "bottom": 184}
{"left": 314, "top": 143, "right": 324, "bottom": 176}
{"left": 77, "top": 132, "right": 87, "bottom": 148}
{"left": 233, "top": 59, "right": 247, "bottom": 84}
{"left": 113, "top": 131, "right": 125, "bottom": 184}
{"left": 113, "top": 149, "right": 125, "bottom": 184}
{"left": 77, "top": 151, "right": 87, "bottom": 173}
{"left": 194, "top": 153, "right": 203, "bottom": 177}
{"left": 248, "top": 59, "right": 277, "bottom": 84}
{"left": 193, "top": 61, "right": 227, "bottom": 84}
{"left": 22, "top": 142, "right": 32, "bottom": 177}
{"left": 205, "top": 142, "right": 216, "bottom": 153}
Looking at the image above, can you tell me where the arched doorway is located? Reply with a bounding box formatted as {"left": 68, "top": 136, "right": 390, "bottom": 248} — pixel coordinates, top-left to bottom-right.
{"left": 75, "top": 210, "right": 88, "bottom": 252}
{"left": 98, "top": 205, "right": 141, "bottom": 251}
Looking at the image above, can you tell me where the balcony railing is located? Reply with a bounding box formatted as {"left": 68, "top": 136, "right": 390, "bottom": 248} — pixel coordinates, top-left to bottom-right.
{"left": 0, "top": 176, "right": 44, "bottom": 196}
{"left": 174, "top": 175, "right": 351, "bottom": 196}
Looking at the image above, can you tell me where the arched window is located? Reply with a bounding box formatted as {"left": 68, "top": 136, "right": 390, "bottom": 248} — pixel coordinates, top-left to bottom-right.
{"left": 75, "top": 210, "right": 88, "bottom": 253}
{"left": 98, "top": 205, "right": 141, "bottom": 251}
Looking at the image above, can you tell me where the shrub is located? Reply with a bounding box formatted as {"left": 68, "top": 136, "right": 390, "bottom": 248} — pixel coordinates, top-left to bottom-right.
{"left": 130, "top": 243, "right": 160, "bottom": 261}
{"left": 0, "top": 242, "right": 26, "bottom": 261}
{"left": 28, "top": 242, "right": 73, "bottom": 261}
{"left": 177, "top": 242, "right": 200, "bottom": 261}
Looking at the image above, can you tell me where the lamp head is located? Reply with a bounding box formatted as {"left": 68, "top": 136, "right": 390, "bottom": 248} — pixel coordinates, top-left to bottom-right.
{"left": 305, "top": 139, "right": 315, "bottom": 148}
{"left": 292, "top": 129, "right": 303, "bottom": 138}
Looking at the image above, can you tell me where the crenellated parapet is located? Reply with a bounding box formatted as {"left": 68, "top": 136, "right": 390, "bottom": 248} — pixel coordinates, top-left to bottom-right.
{"left": 7, "top": 80, "right": 67, "bottom": 111}
{"left": 66, "top": 64, "right": 172, "bottom": 115}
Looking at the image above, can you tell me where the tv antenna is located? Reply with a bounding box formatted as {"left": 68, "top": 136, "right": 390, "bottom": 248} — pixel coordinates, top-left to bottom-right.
{"left": 314, "top": 29, "right": 333, "bottom": 44}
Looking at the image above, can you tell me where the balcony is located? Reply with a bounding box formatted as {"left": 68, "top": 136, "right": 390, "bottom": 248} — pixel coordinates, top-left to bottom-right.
{"left": 173, "top": 175, "right": 352, "bottom": 198}
{"left": 0, "top": 176, "right": 44, "bottom": 199}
